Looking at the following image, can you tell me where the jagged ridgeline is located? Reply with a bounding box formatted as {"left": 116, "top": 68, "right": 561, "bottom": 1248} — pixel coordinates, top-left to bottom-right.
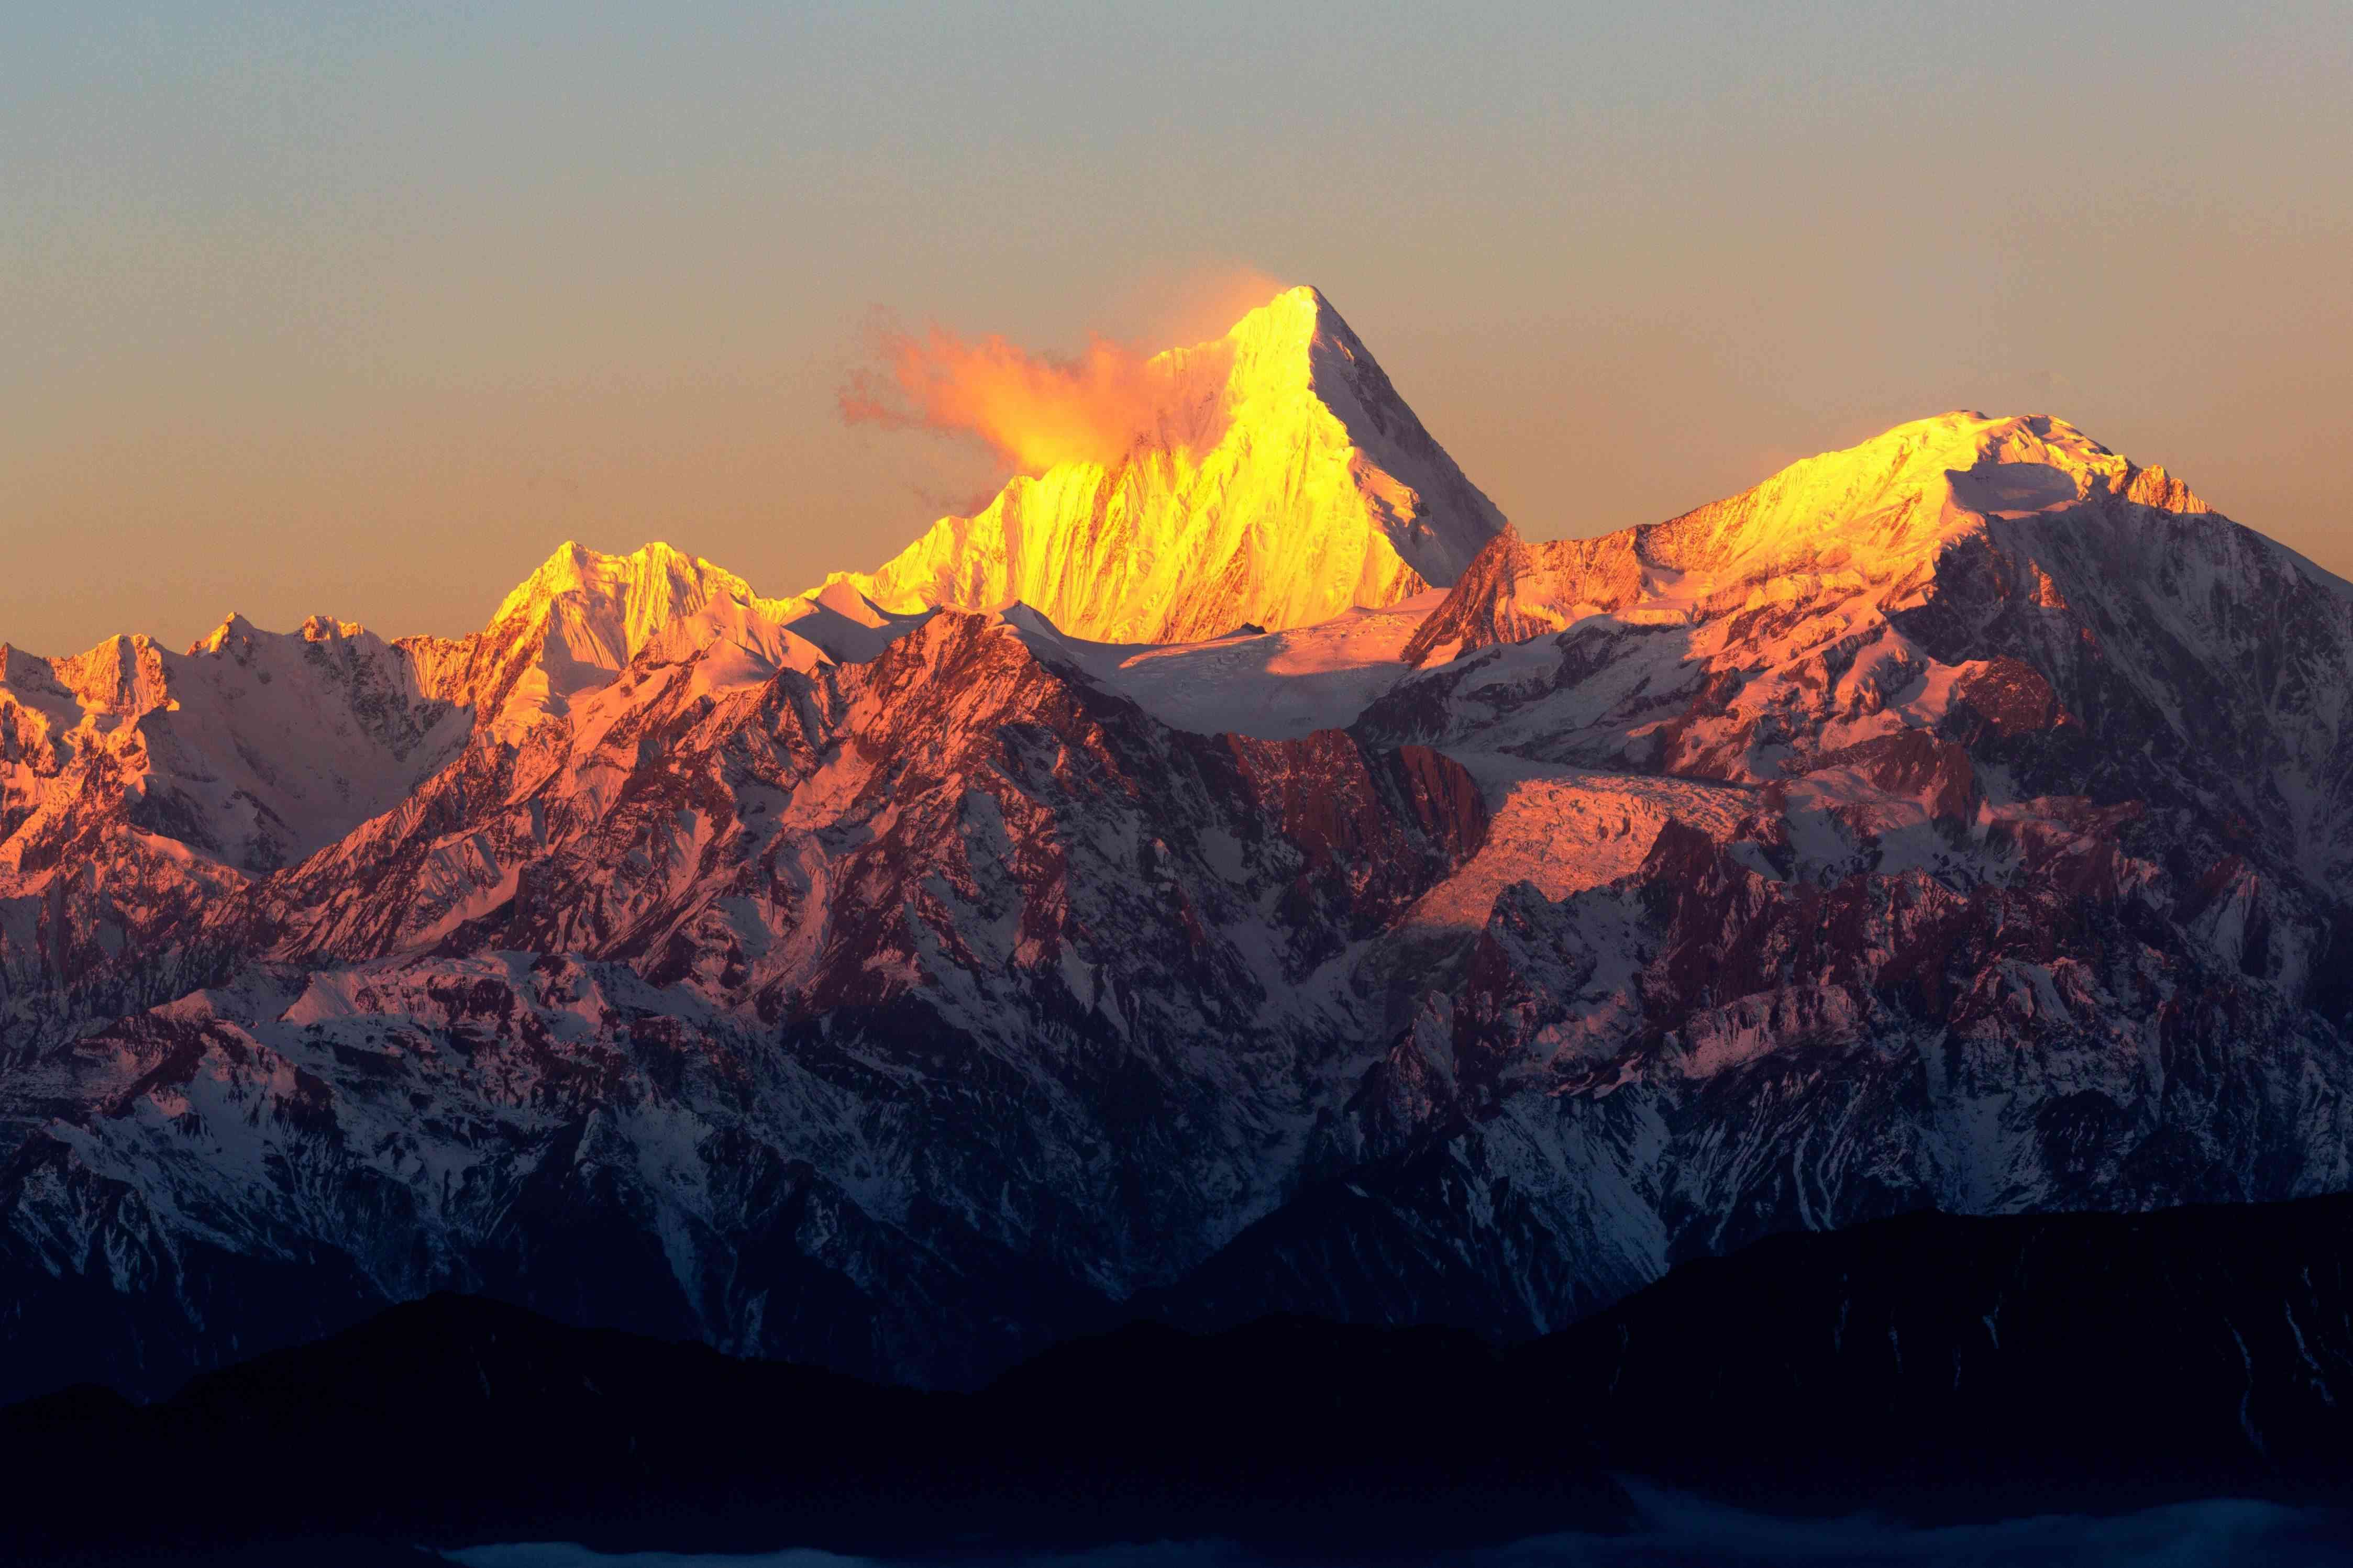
{"left": 3, "top": 288, "right": 2351, "bottom": 1403}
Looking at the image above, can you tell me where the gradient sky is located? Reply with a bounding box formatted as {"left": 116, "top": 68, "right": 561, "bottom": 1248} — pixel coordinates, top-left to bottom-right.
{"left": 6, "top": 2, "right": 2348, "bottom": 655}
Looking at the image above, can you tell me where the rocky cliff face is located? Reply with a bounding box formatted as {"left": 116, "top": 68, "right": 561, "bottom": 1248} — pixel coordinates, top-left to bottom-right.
{"left": 2, "top": 386, "right": 2349, "bottom": 1403}
{"left": 1399, "top": 525, "right": 1645, "bottom": 668}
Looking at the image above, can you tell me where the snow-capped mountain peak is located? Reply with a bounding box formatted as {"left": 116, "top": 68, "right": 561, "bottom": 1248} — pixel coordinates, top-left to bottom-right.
{"left": 1643, "top": 410, "right": 2211, "bottom": 584}
{"left": 487, "top": 539, "right": 799, "bottom": 669}
{"left": 820, "top": 286, "right": 1508, "bottom": 643}
{"left": 9, "top": 327, "right": 2353, "bottom": 1421}
{"left": 1394, "top": 410, "right": 2233, "bottom": 677}
{"left": 0, "top": 611, "right": 468, "bottom": 882}
{"left": 401, "top": 541, "right": 808, "bottom": 732}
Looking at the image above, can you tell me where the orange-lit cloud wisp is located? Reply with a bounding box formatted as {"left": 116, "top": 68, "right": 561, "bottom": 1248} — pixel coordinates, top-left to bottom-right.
{"left": 839, "top": 319, "right": 1213, "bottom": 475}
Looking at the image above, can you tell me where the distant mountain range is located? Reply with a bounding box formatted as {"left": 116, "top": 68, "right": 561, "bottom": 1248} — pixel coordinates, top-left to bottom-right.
{"left": 3, "top": 287, "right": 2351, "bottom": 1410}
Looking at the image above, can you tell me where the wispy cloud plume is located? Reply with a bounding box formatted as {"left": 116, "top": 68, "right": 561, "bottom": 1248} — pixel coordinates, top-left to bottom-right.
{"left": 835, "top": 268, "right": 1289, "bottom": 479}
{"left": 838, "top": 318, "right": 1191, "bottom": 475}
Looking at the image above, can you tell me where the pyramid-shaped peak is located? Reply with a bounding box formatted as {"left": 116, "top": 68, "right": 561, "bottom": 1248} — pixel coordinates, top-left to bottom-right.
{"left": 1215, "top": 284, "right": 1329, "bottom": 351}
{"left": 825, "top": 288, "right": 1508, "bottom": 644}
{"left": 190, "top": 611, "right": 260, "bottom": 655}
{"left": 807, "top": 579, "right": 896, "bottom": 629}
{"left": 1210, "top": 286, "right": 1390, "bottom": 403}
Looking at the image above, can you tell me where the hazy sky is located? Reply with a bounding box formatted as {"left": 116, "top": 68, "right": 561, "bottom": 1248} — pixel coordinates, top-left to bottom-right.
{"left": 6, "top": 2, "right": 2348, "bottom": 654}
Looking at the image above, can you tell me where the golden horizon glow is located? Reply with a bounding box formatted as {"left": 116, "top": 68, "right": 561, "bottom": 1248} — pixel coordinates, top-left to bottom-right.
{"left": 4, "top": 7, "right": 2347, "bottom": 656}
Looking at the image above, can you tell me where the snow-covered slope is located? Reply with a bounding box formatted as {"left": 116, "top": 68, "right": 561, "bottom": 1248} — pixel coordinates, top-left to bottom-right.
{"left": 5, "top": 399, "right": 2353, "bottom": 1406}
{"left": 823, "top": 287, "right": 1508, "bottom": 643}
{"left": 990, "top": 592, "right": 1443, "bottom": 740}
{"left": 1364, "top": 413, "right": 2353, "bottom": 869}
{"left": 0, "top": 614, "right": 476, "bottom": 1040}
{"left": 0, "top": 616, "right": 467, "bottom": 880}
{"left": 0, "top": 543, "right": 905, "bottom": 1031}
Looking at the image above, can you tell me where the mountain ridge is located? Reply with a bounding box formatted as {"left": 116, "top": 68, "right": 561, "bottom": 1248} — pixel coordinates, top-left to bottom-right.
{"left": 4, "top": 318, "right": 2351, "bottom": 1416}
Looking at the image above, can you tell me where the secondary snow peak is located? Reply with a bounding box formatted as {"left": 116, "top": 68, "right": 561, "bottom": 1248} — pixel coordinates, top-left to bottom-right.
{"left": 1641, "top": 412, "right": 2216, "bottom": 584}
{"left": 488, "top": 539, "right": 796, "bottom": 655}
{"left": 394, "top": 541, "right": 809, "bottom": 735}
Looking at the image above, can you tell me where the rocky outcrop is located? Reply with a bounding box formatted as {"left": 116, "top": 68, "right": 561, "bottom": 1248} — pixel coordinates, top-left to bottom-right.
{"left": 1400, "top": 525, "right": 1646, "bottom": 666}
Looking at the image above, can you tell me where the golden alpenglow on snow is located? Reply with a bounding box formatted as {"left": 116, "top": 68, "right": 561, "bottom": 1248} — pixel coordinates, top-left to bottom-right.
{"left": 823, "top": 287, "right": 1508, "bottom": 644}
